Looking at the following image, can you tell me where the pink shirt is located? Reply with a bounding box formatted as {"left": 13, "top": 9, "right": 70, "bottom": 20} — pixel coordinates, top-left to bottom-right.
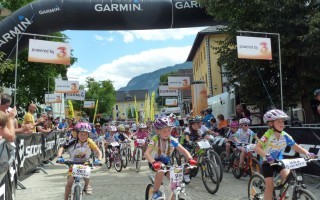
{"left": 133, "top": 131, "right": 149, "bottom": 139}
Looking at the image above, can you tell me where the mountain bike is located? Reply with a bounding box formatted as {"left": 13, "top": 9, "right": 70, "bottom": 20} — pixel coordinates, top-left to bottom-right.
{"left": 120, "top": 139, "right": 131, "bottom": 168}
{"left": 105, "top": 142, "right": 123, "bottom": 172}
{"left": 248, "top": 157, "right": 318, "bottom": 200}
{"left": 132, "top": 138, "right": 145, "bottom": 172}
{"left": 145, "top": 163, "right": 195, "bottom": 200}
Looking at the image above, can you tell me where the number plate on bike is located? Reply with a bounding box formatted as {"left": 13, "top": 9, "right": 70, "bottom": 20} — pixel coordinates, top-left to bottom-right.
{"left": 71, "top": 164, "right": 91, "bottom": 178}
{"left": 197, "top": 140, "right": 211, "bottom": 149}
{"left": 111, "top": 142, "right": 119, "bottom": 147}
{"left": 169, "top": 166, "right": 183, "bottom": 190}
{"left": 246, "top": 144, "right": 255, "bottom": 152}
{"left": 281, "top": 158, "right": 307, "bottom": 170}
{"left": 136, "top": 139, "right": 145, "bottom": 144}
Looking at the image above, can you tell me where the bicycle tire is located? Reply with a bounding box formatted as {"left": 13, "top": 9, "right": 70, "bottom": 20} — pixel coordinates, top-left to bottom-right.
{"left": 145, "top": 183, "right": 154, "bottom": 200}
{"left": 249, "top": 158, "right": 261, "bottom": 177}
{"left": 73, "top": 185, "right": 81, "bottom": 200}
{"left": 121, "top": 149, "right": 128, "bottom": 168}
{"left": 171, "top": 149, "right": 176, "bottom": 165}
{"left": 90, "top": 150, "right": 95, "bottom": 164}
{"left": 127, "top": 148, "right": 132, "bottom": 163}
{"left": 208, "top": 149, "right": 223, "bottom": 182}
{"left": 99, "top": 144, "right": 104, "bottom": 158}
{"left": 105, "top": 150, "right": 112, "bottom": 169}
{"left": 292, "top": 188, "right": 317, "bottom": 200}
{"left": 114, "top": 153, "right": 123, "bottom": 172}
{"left": 201, "top": 159, "right": 220, "bottom": 194}
{"left": 247, "top": 173, "right": 265, "bottom": 200}
{"left": 220, "top": 151, "right": 231, "bottom": 172}
{"left": 136, "top": 148, "right": 142, "bottom": 172}
{"left": 232, "top": 153, "right": 242, "bottom": 179}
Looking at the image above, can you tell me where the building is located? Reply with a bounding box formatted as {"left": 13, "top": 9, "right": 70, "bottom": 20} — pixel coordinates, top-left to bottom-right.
{"left": 187, "top": 26, "right": 228, "bottom": 97}
{"left": 113, "top": 89, "right": 148, "bottom": 121}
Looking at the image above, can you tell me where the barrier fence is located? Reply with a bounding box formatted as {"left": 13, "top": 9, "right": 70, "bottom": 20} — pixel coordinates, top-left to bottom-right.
{"left": 0, "top": 127, "right": 320, "bottom": 199}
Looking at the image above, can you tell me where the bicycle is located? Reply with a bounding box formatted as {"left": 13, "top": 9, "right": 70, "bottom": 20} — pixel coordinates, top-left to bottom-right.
{"left": 105, "top": 141, "right": 123, "bottom": 172}
{"left": 145, "top": 163, "right": 195, "bottom": 200}
{"left": 120, "top": 139, "right": 131, "bottom": 168}
{"left": 97, "top": 136, "right": 104, "bottom": 159}
{"left": 248, "top": 157, "right": 318, "bottom": 200}
{"left": 189, "top": 139, "right": 220, "bottom": 194}
{"left": 132, "top": 138, "right": 146, "bottom": 172}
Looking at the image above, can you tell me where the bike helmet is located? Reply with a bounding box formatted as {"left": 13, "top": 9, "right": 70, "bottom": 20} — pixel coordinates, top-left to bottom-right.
{"left": 75, "top": 122, "right": 91, "bottom": 133}
{"left": 314, "top": 89, "right": 320, "bottom": 96}
{"left": 188, "top": 115, "right": 202, "bottom": 124}
{"left": 153, "top": 117, "right": 174, "bottom": 130}
{"left": 95, "top": 123, "right": 101, "bottom": 126}
{"left": 230, "top": 120, "right": 239, "bottom": 128}
{"left": 118, "top": 125, "right": 125, "bottom": 132}
{"left": 124, "top": 124, "right": 130, "bottom": 129}
{"left": 139, "top": 123, "right": 147, "bottom": 129}
{"left": 239, "top": 118, "right": 250, "bottom": 125}
{"left": 108, "top": 125, "right": 117, "bottom": 132}
{"left": 263, "top": 109, "right": 289, "bottom": 123}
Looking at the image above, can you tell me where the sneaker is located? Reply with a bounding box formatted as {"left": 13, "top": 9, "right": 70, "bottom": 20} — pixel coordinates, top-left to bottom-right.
{"left": 184, "top": 174, "right": 191, "bottom": 183}
{"left": 152, "top": 191, "right": 162, "bottom": 200}
{"left": 84, "top": 185, "right": 92, "bottom": 195}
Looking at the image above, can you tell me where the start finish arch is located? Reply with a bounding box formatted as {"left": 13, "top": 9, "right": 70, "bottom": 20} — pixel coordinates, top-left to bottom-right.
{"left": 0, "top": 0, "right": 215, "bottom": 58}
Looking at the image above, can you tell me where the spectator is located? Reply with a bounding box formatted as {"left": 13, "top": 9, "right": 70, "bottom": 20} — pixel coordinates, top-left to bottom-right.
{"left": 36, "top": 112, "right": 51, "bottom": 133}
{"left": 310, "top": 89, "right": 320, "bottom": 123}
{"left": 203, "top": 108, "right": 214, "bottom": 128}
{"left": 0, "top": 111, "right": 15, "bottom": 141}
{"left": 235, "top": 103, "right": 251, "bottom": 121}
{"left": 58, "top": 118, "right": 69, "bottom": 130}
{"left": 208, "top": 117, "right": 218, "bottom": 132}
{"left": 23, "top": 103, "right": 43, "bottom": 132}
{"left": 216, "top": 114, "right": 228, "bottom": 135}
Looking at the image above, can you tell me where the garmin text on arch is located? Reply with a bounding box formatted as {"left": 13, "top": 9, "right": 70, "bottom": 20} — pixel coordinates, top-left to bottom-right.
{"left": 95, "top": 3, "right": 143, "bottom": 12}
{"left": 175, "top": 1, "right": 201, "bottom": 9}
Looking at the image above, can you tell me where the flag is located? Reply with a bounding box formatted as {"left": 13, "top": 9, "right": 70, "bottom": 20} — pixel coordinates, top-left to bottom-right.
{"left": 67, "top": 100, "right": 74, "bottom": 118}
{"left": 134, "top": 95, "right": 138, "bottom": 124}
{"left": 150, "top": 91, "right": 155, "bottom": 121}
{"left": 93, "top": 99, "right": 99, "bottom": 123}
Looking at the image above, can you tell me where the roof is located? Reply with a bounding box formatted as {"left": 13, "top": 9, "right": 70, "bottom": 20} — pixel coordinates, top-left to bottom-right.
{"left": 186, "top": 25, "right": 227, "bottom": 61}
{"left": 115, "top": 89, "right": 149, "bottom": 102}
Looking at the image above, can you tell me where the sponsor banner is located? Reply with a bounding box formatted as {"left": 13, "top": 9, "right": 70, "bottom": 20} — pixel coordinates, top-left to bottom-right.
{"left": 45, "top": 93, "right": 62, "bottom": 103}
{"left": 191, "top": 81, "right": 208, "bottom": 116}
{"left": 236, "top": 36, "right": 272, "bottom": 60}
{"left": 28, "top": 39, "right": 71, "bottom": 65}
{"left": 54, "top": 79, "right": 79, "bottom": 94}
{"left": 165, "top": 99, "right": 178, "bottom": 106}
{"left": 160, "top": 107, "right": 181, "bottom": 114}
{"left": 84, "top": 101, "right": 95, "bottom": 109}
{"left": 168, "top": 77, "right": 190, "bottom": 89}
{"left": 159, "top": 86, "right": 178, "bottom": 96}
{"left": 66, "top": 90, "right": 85, "bottom": 101}
{"left": 41, "top": 132, "right": 57, "bottom": 161}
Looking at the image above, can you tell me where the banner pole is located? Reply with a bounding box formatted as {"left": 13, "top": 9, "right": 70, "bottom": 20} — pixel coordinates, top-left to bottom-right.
{"left": 14, "top": 33, "right": 19, "bottom": 106}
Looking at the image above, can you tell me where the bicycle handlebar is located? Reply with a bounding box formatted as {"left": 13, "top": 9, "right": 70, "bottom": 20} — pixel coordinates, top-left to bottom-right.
{"left": 157, "top": 163, "right": 197, "bottom": 173}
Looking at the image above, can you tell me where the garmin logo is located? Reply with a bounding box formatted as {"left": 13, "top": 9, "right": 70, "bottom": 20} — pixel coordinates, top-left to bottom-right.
{"left": 0, "top": 16, "right": 32, "bottom": 48}
{"left": 175, "top": 1, "right": 201, "bottom": 9}
{"left": 95, "top": 3, "right": 143, "bottom": 12}
{"left": 39, "top": 6, "right": 61, "bottom": 15}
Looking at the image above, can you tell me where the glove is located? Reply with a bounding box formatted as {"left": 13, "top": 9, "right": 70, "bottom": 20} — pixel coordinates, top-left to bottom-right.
{"left": 93, "top": 159, "right": 101, "bottom": 166}
{"left": 306, "top": 152, "right": 316, "bottom": 159}
{"left": 152, "top": 161, "right": 161, "bottom": 171}
{"left": 188, "top": 159, "right": 197, "bottom": 166}
{"left": 57, "top": 156, "right": 64, "bottom": 163}
{"left": 266, "top": 154, "right": 274, "bottom": 164}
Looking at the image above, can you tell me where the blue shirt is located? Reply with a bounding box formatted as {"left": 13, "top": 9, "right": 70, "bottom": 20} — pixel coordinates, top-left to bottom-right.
{"left": 203, "top": 114, "right": 214, "bottom": 128}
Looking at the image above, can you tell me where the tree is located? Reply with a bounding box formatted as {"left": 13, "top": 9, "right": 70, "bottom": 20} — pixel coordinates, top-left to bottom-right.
{"left": 198, "top": 0, "right": 320, "bottom": 122}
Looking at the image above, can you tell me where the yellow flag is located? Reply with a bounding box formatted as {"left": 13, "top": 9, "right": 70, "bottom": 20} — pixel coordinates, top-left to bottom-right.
{"left": 150, "top": 91, "right": 155, "bottom": 121}
{"left": 93, "top": 99, "right": 99, "bottom": 123}
{"left": 134, "top": 95, "right": 138, "bottom": 124}
{"left": 67, "top": 100, "right": 74, "bottom": 118}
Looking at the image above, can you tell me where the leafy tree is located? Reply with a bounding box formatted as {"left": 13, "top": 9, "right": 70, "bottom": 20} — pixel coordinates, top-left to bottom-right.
{"left": 0, "top": 52, "right": 14, "bottom": 75}
{"left": 198, "top": 0, "right": 320, "bottom": 122}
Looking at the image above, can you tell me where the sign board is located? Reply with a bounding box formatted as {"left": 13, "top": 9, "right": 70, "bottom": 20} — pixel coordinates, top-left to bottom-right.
{"left": 54, "top": 79, "right": 79, "bottom": 94}
{"left": 83, "top": 101, "right": 95, "bottom": 109}
{"left": 168, "top": 77, "right": 190, "bottom": 89}
{"left": 165, "top": 98, "right": 178, "bottom": 106}
{"left": 28, "top": 39, "right": 71, "bottom": 65}
{"left": 45, "top": 93, "right": 62, "bottom": 103}
{"left": 66, "top": 90, "right": 85, "bottom": 101}
{"left": 236, "top": 36, "right": 272, "bottom": 60}
{"left": 160, "top": 107, "right": 181, "bottom": 114}
{"left": 159, "top": 86, "right": 178, "bottom": 96}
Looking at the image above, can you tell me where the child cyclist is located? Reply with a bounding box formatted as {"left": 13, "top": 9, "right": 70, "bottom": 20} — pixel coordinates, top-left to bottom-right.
{"left": 56, "top": 122, "right": 102, "bottom": 200}
{"left": 254, "top": 109, "right": 316, "bottom": 200}
{"left": 144, "top": 117, "right": 197, "bottom": 200}
{"left": 234, "top": 118, "right": 259, "bottom": 169}
{"left": 131, "top": 123, "right": 150, "bottom": 157}
{"left": 223, "top": 120, "right": 239, "bottom": 158}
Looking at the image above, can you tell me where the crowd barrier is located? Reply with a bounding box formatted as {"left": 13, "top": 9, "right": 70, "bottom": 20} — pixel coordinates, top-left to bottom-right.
{"left": 0, "top": 131, "right": 66, "bottom": 200}
{"left": 1, "top": 127, "right": 320, "bottom": 199}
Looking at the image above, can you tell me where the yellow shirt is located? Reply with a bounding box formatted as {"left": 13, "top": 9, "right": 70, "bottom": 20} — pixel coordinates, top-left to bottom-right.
{"left": 23, "top": 112, "right": 36, "bottom": 132}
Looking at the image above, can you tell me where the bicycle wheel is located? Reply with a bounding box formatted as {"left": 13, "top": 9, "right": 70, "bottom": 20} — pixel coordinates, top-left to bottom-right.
{"left": 220, "top": 151, "right": 231, "bottom": 172}
{"left": 249, "top": 158, "right": 261, "bottom": 177}
{"left": 99, "top": 144, "right": 104, "bottom": 158}
{"left": 121, "top": 149, "right": 128, "bottom": 168}
{"left": 170, "top": 149, "right": 176, "bottom": 165}
{"left": 208, "top": 149, "right": 223, "bottom": 182}
{"left": 127, "top": 148, "right": 132, "bottom": 163}
{"left": 136, "top": 148, "right": 142, "bottom": 172}
{"left": 114, "top": 153, "right": 123, "bottom": 172}
{"left": 73, "top": 185, "right": 81, "bottom": 200}
{"left": 201, "top": 160, "right": 220, "bottom": 194}
{"left": 145, "top": 183, "right": 154, "bottom": 200}
{"left": 292, "top": 188, "right": 317, "bottom": 200}
{"left": 247, "top": 173, "right": 265, "bottom": 200}
{"left": 232, "top": 153, "right": 242, "bottom": 179}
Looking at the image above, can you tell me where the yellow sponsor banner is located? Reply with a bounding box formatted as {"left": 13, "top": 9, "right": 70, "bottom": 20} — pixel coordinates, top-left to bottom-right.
{"left": 236, "top": 36, "right": 272, "bottom": 60}
{"left": 68, "top": 100, "right": 75, "bottom": 118}
{"left": 28, "top": 39, "right": 71, "bottom": 65}
{"left": 54, "top": 79, "right": 79, "bottom": 94}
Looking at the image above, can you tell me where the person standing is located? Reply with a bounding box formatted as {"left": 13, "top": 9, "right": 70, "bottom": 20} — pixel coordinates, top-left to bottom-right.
{"left": 23, "top": 103, "right": 43, "bottom": 132}
{"left": 203, "top": 108, "right": 214, "bottom": 128}
{"left": 310, "top": 89, "right": 320, "bottom": 123}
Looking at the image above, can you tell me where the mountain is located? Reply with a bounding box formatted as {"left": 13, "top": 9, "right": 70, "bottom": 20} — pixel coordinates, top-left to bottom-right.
{"left": 118, "top": 62, "right": 192, "bottom": 92}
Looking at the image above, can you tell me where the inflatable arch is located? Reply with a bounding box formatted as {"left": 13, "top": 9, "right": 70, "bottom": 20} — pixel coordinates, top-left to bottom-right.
{"left": 0, "top": 0, "right": 215, "bottom": 59}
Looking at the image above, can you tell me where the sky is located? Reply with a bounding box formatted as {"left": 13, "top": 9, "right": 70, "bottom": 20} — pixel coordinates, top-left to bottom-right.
{"left": 63, "top": 27, "right": 208, "bottom": 90}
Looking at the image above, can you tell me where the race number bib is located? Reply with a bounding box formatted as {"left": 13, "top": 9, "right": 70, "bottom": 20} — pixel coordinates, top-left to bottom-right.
{"left": 72, "top": 164, "right": 91, "bottom": 178}
{"left": 169, "top": 166, "right": 183, "bottom": 190}
{"left": 281, "top": 158, "right": 307, "bottom": 170}
{"left": 197, "top": 140, "right": 211, "bottom": 149}
{"left": 246, "top": 144, "right": 255, "bottom": 152}
{"left": 136, "top": 139, "right": 145, "bottom": 144}
{"left": 111, "top": 142, "right": 119, "bottom": 147}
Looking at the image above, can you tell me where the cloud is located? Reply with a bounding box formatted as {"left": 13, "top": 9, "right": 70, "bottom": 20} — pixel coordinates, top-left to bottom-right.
{"left": 94, "top": 34, "right": 114, "bottom": 42}
{"left": 68, "top": 46, "right": 192, "bottom": 90}
{"left": 118, "top": 27, "right": 206, "bottom": 43}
